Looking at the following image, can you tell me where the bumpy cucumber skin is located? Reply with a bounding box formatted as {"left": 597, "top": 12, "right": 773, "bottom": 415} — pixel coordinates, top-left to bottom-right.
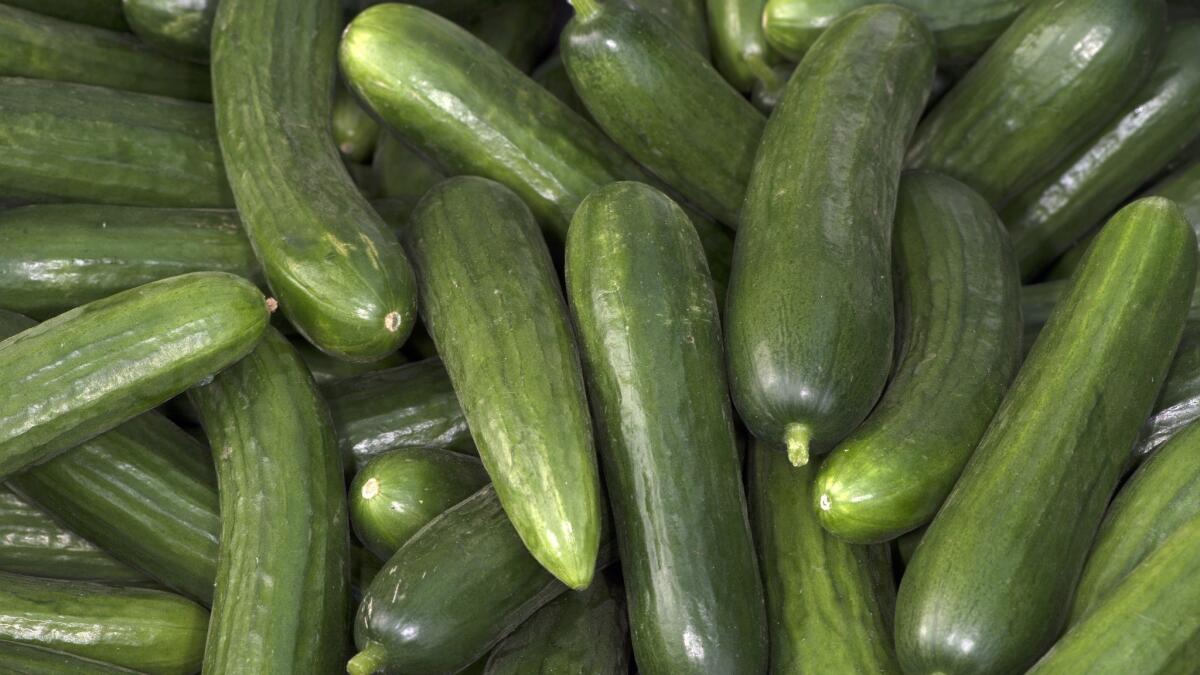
{"left": 0, "top": 640, "right": 143, "bottom": 674}
{"left": 706, "top": 0, "right": 781, "bottom": 92}
{"left": 635, "top": 0, "right": 710, "bottom": 55}
{"left": 908, "top": 0, "right": 1166, "bottom": 206}
{"left": 189, "top": 329, "right": 349, "bottom": 674}
{"left": 565, "top": 182, "right": 767, "bottom": 673}
{"left": 403, "top": 177, "right": 602, "bottom": 590}
{"left": 122, "top": 0, "right": 216, "bottom": 63}
{"left": 213, "top": 0, "right": 417, "bottom": 362}
{"left": 0, "top": 0, "right": 127, "bottom": 30}
{"left": 726, "top": 5, "right": 934, "bottom": 461}
{"left": 333, "top": 85, "right": 380, "bottom": 164}
{"left": 895, "top": 198, "right": 1197, "bottom": 675}
{"left": 815, "top": 172, "right": 1022, "bottom": 544}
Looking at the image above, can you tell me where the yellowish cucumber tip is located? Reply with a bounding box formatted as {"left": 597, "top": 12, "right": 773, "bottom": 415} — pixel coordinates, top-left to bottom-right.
{"left": 384, "top": 311, "right": 402, "bottom": 333}
{"left": 360, "top": 477, "right": 380, "bottom": 500}
{"left": 346, "top": 642, "right": 387, "bottom": 675}
{"left": 785, "top": 423, "right": 811, "bottom": 467}
{"left": 265, "top": 297, "right": 279, "bottom": 313}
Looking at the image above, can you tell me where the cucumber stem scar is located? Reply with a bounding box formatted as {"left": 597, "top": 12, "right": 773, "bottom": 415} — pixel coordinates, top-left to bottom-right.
{"left": 785, "top": 423, "right": 811, "bottom": 467}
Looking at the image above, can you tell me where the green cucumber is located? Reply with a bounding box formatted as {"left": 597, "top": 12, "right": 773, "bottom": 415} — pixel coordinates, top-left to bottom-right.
{"left": 403, "top": 176, "right": 601, "bottom": 589}
{"left": 635, "top": 0, "right": 709, "bottom": 55}
{"left": 0, "top": 640, "right": 142, "bottom": 675}
{"left": 333, "top": 85, "right": 380, "bottom": 163}
{"left": 895, "top": 197, "right": 1197, "bottom": 675}
{"left": 122, "top": 0, "right": 216, "bottom": 62}
{"left": 531, "top": 53, "right": 591, "bottom": 120}
{"left": 0, "top": 272, "right": 268, "bottom": 477}
{"left": 908, "top": 0, "right": 1166, "bottom": 206}
{"left": 1148, "top": 155, "right": 1200, "bottom": 231}
{"left": 1005, "top": 20, "right": 1200, "bottom": 279}
{"left": 0, "top": 77, "right": 231, "bottom": 206}
{"left": 0, "top": 4, "right": 208, "bottom": 100}
{"left": 565, "top": 181, "right": 767, "bottom": 672}
{"left": 290, "top": 336, "right": 406, "bottom": 385}
{"left": 484, "top": 574, "right": 629, "bottom": 675}
{"left": 749, "top": 443, "right": 900, "bottom": 673}
{"left": 370, "top": 132, "right": 445, "bottom": 202}
{"left": 466, "top": 0, "right": 557, "bottom": 73}
{"left": 726, "top": 5, "right": 934, "bottom": 465}
{"left": 0, "top": 0, "right": 126, "bottom": 30}
{"left": 706, "top": 0, "right": 782, "bottom": 92}
{"left": 189, "top": 328, "right": 349, "bottom": 674}
{"left": 563, "top": 0, "right": 766, "bottom": 226}
{"left": 349, "top": 448, "right": 489, "bottom": 560}
{"left": 213, "top": 0, "right": 418, "bottom": 362}
{"left": 815, "top": 171, "right": 1022, "bottom": 543}
{"left": 0, "top": 571, "right": 207, "bottom": 675}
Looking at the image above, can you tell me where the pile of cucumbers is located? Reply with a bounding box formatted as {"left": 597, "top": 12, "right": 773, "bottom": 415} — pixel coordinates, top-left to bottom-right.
{"left": 0, "top": 0, "right": 1198, "bottom": 673}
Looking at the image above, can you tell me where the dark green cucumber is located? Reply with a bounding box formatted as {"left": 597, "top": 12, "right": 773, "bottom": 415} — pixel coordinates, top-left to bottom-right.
{"left": 349, "top": 448, "right": 489, "bottom": 560}
{"left": 727, "top": 5, "right": 934, "bottom": 465}
{"left": 370, "top": 132, "right": 445, "bottom": 202}
{"left": 895, "top": 197, "right": 1197, "bottom": 675}
{"left": 123, "top": 0, "right": 216, "bottom": 62}
{"left": 1026, "top": 514, "right": 1200, "bottom": 675}
{"left": 0, "top": 4, "right": 208, "bottom": 100}
{"left": 635, "top": 0, "right": 709, "bottom": 55}
{"left": 323, "top": 358, "right": 475, "bottom": 473}
{"left": 565, "top": 182, "right": 766, "bottom": 672}
{"left": 291, "top": 336, "right": 406, "bottom": 385}
{"left": 749, "top": 443, "right": 900, "bottom": 673}
{"left": 0, "top": 0, "right": 126, "bottom": 30}
{"left": 0, "top": 204, "right": 259, "bottom": 319}
{"left": 189, "top": 328, "right": 349, "bottom": 673}
{"left": 484, "top": 574, "right": 629, "bottom": 675}
{"left": 0, "top": 77, "right": 231, "bottom": 206}
{"left": 531, "top": 53, "right": 591, "bottom": 120}
{"left": 563, "top": 0, "right": 766, "bottom": 226}
{"left": 403, "top": 176, "right": 602, "bottom": 589}
{"left": 466, "top": 0, "right": 558, "bottom": 73}
{"left": 1005, "top": 20, "right": 1200, "bottom": 279}
{"left": 815, "top": 172, "right": 1022, "bottom": 543}
{"left": 908, "top": 0, "right": 1166, "bottom": 206}
{"left": 0, "top": 571, "right": 207, "bottom": 674}
{"left": 333, "top": 85, "right": 380, "bottom": 163}
{"left": 213, "top": 0, "right": 418, "bottom": 362}
{"left": 706, "top": 0, "right": 782, "bottom": 92}
{"left": 0, "top": 272, "right": 268, "bottom": 477}
{"left": 0, "top": 640, "right": 142, "bottom": 675}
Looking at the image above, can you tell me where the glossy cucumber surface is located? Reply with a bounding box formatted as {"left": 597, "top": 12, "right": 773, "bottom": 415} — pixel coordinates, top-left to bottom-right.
{"left": 123, "top": 0, "right": 216, "bottom": 62}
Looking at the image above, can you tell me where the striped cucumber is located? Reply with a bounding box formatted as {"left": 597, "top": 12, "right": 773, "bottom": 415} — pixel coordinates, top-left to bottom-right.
{"left": 707, "top": 0, "right": 782, "bottom": 92}
{"left": 122, "top": 0, "right": 216, "bottom": 62}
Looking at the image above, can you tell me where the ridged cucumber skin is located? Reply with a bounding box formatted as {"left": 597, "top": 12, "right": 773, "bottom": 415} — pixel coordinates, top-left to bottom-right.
{"left": 323, "top": 358, "right": 476, "bottom": 474}
{"left": 565, "top": 182, "right": 766, "bottom": 673}
{"left": 465, "top": 0, "right": 557, "bottom": 73}
{"left": 370, "top": 132, "right": 445, "bottom": 202}
{"left": 895, "top": 198, "right": 1198, "bottom": 675}
{"left": 749, "top": 443, "right": 901, "bottom": 674}
{"left": 726, "top": 5, "right": 935, "bottom": 463}
{"left": 122, "top": 0, "right": 216, "bottom": 62}
{"left": 1026, "top": 514, "right": 1200, "bottom": 675}
{"left": 635, "top": 0, "right": 709, "bottom": 55}
{"left": 333, "top": 85, "right": 380, "bottom": 164}
{"left": 484, "top": 574, "right": 629, "bottom": 675}
{"left": 349, "top": 448, "right": 489, "bottom": 560}
{"left": 1005, "top": 20, "right": 1200, "bottom": 279}
{"left": 0, "top": 0, "right": 127, "bottom": 30}
{"left": 0, "top": 640, "right": 143, "bottom": 675}
{"left": 0, "top": 204, "right": 259, "bottom": 319}
{"left": 212, "top": 0, "right": 418, "bottom": 362}
{"left": 815, "top": 172, "right": 1022, "bottom": 544}
{"left": 563, "top": 0, "right": 766, "bottom": 226}
{"left": 404, "top": 177, "right": 602, "bottom": 590}
{"left": 0, "top": 77, "right": 231, "bottom": 207}
{"left": 0, "top": 272, "right": 268, "bottom": 478}
{"left": 0, "top": 571, "right": 208, "bottom": 675}
{"left": 706, "top": 0, "right": 782, "bottom": 93}
{"left": 189, "top": 329, "right": 349, "bottom": 674}
{"left": 908, "top": 0, "right": 1166, "bottom": 206}
{"left": 0, "top": 4, "right": 208, "bottom": 100}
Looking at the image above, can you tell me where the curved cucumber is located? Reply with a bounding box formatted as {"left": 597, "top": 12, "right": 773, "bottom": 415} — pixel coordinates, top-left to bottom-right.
{"left": 0, "top": 640, "right": 142, "bottom": 674}
{"left": 1, "top": 0, "right": 126, "bottom": 30}
{"left": 706, "top": 0, "right": 782, "bottom": 92}
{"left": 815, "top": 171, "right": 1022, "bottom": 543}
{"left": 565, "top": 182, "right": 767, "bottom": 673}
{"left": 333, "top": 85, "right": 380, "bottom": 164}
{"left": 908, "top": 0, "right": 1166, "bottom": 206}
{"left": 895, "top": 197, "right": 1197, "bottom": 675}
{"left": 726, "top": 5, "right": 934, "bottom": 465}
{"left": 213, "top": 0, "right": 418, "bottom": 362}
{"left": 635, "top": 0, "right": 709, "bottom": 55}
{"left": 122, "top": 0, "right": 216, "bottom": 62}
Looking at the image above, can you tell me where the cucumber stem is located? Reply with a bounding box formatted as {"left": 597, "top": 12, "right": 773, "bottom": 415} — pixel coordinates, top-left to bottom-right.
{"left": 347, "top": 642, "right": 387, "bottom": 675}
{"left": 785, "top": 423, "right": 811, "bottom": 467}
{"left": 569, "top": 0, "right": 601, "bottom": 20}
{"left": 746, "top": 54, "right": 786, "bottom": 95}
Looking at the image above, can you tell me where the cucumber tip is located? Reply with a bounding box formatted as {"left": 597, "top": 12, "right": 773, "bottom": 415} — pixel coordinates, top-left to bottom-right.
{"left": 785, "top": 423, "right": 811, "bottom": 467}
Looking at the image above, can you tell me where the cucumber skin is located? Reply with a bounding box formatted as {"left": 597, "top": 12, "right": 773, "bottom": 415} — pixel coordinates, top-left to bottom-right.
{"left": 895, "top": 198, "right": 1198, "bottom": 675}
{"left": 122, "top": 0, "right": 216, "bottom": 63}
{"left": 815, "top": 171, "right": 1022, "bottom": 544}
{"left": 726, "top": 5, "right": 934, "bottom": 457}
{"left": 189, "top": 329, "right": 349, "bottom": 674}
{"left": 0, "top": 0, "right": 127, "bottom": 30}
{"left": 706, "top": 0, "right": 780, "bottom": 93}
{"left": 0, "top": 272, "right": 268, "bottom": 478}
{"left": 0, "top": 78, "right": 231, "bottom": 207}
{"left": 0, "top": 640, "right": 143, "bottom": 675}
{"left": 908, "top": 0, "right": 1166, "bottom": 206}
{"left": 565, "top": 182, "right": 767, "bottom": 673}
{"left": 213, "top": 0, "right": 418, "bottom": 362}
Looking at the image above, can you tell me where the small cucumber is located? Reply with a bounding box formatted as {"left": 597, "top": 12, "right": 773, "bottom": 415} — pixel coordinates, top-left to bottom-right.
{"left": 122, "top": 0, "right": 216, "bottom": 62}
{"left": 0, "top": 0, "right": 127, "bottom": 31}
{"left": 706, "top": 0, "right": 782, "bottom": 92}
{"left": 0, "top": 640, "right": 142, "bottom": 675}
{"left": 333, "top": 84, "right": 380, "bottom": 164}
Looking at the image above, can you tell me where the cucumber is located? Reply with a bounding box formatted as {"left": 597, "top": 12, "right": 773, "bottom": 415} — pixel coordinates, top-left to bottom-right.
{"left": 0, "top": 0, "right": 126, "bottom": 31}
{"left": 484, "top": 574, "right": 629, "bottom": 675}
{"left": 565, "top": 182, "right": 766, "bottom": 672}
{"left": 1148, "top": 155, "right": 1200, "bottom": 231}
{"left": 349, "top": 448, "right": 489, "bottom": 560}
{"left": 0, "top": 272, "right": 268, "bottom": 477}
{"left": 635, "top": 0, "right": 709, "bottom": 55}
{"left": 0, "top": 571, "right": 207, "bottom": 675}
{"left": 0, "top": 78, "right": 231, "bottom": 206}
{"left": 815, "top": 171, "right": 1022, "bottom": 543}
{"left": 333, "top": 85, "right": 380, "bottom": 163}
{"left": 1005, "top": 20, "right": 1200, "bottom": 279}
{"left": 895, "top": 197, "right": 1198, "bottom": 675}
{"left": 0, "top": 204, "right": 259, "bottom": 319}
{"left": 726, "top": 5, "right": 935, "bottom": 465}
{"left": 370, "top": 132, "right": 445, "bottom": 202}
{"left": 563, "top": 0, "right": 766, "bottom": 227}
{"left": 0, "top": 4, "right": 208, "bottom": 100}
{"left": 0, "top": 640, "right": 142, "bottom": 675}
{"left": 212, "top": 0, "right": 418, "bottom": 362}
{"left": 189, "top": 328, "right": 349, "bottom": 674}
{"left": 323, "top": 358, "right": 475, "bottom": 473}
{"left": 749, "top": 443, "right": 900, "bottom": 673}
{"left": 403, "top": 176, "right": 601, "bottom": 589}
{"left": 290, "top": 336, "right": 406, "bottom": 385}
{"left": 908, "top": 0, "right": 1166, "bottom": 206}
{"left": 532, "top": 53, "right": 591, "bottom": 120}
{"left": 706, "top": 0, "right": 782, "bottom": 92}
{"left": 122, "top": 0, "right": 216, "bottom": 62}
{"left": 465, "top": 0, "right": 557, "bottom": 73}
